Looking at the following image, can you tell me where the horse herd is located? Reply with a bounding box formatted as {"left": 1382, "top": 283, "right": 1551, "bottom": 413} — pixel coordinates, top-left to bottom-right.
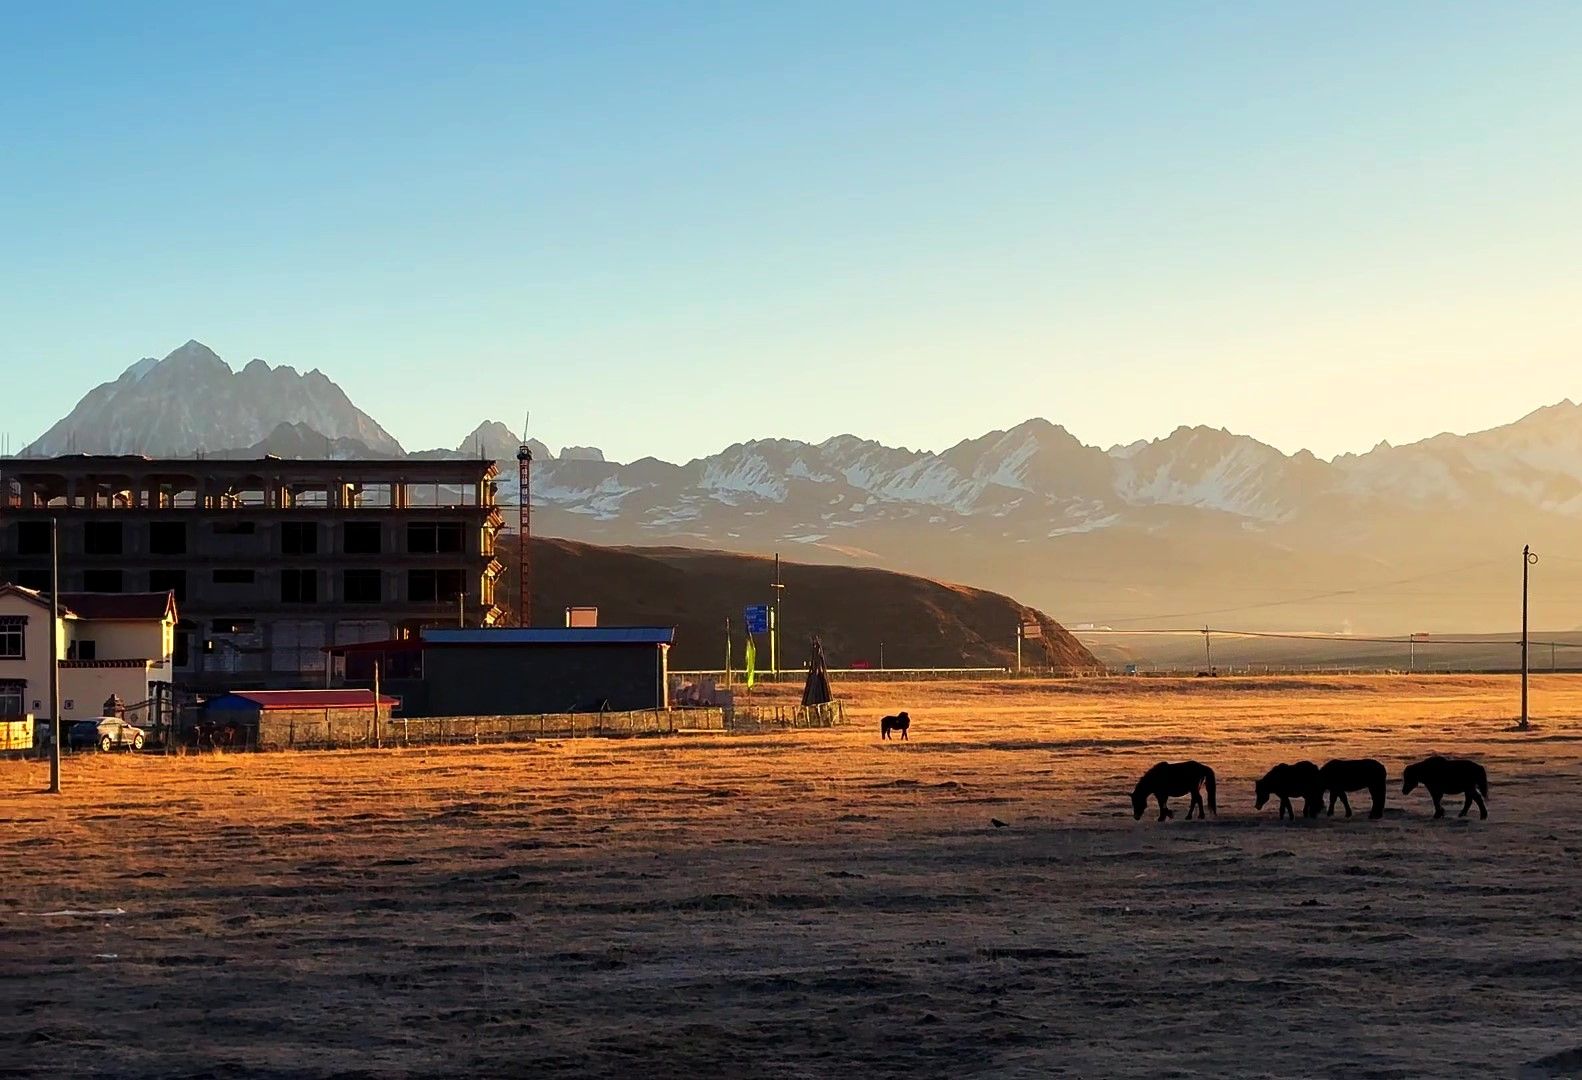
{"left": 1131, "top": 755, "right": 1490, "bottom": 823}
{"left": 879, "top": 714, "right": 1491, "bottom": 824}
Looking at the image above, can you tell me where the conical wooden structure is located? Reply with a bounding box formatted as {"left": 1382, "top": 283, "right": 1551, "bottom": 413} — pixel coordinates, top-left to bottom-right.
{"left": 801, "top": 636, "right": 833, "bottom": 707}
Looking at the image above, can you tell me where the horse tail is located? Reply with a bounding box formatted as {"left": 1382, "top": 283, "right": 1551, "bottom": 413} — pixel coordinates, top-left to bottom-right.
{"left": 1203, "top": 766, "right": 1217, "bottom": 815}
{"left": 1478, "top": 769, "right": 1489, "bottom": 799}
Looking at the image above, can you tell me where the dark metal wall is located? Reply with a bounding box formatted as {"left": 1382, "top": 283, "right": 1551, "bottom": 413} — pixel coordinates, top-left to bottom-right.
{"left": 420, "top": 644, "right": 665, "bottom": 717}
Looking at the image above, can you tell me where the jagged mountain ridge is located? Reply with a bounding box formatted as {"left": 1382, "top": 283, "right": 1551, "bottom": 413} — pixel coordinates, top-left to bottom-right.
{"left": 19, "top": 342, "right": 1582, "bottom": 630}
{"left": 23, "top": 341, "right": 403, "bottom": 457}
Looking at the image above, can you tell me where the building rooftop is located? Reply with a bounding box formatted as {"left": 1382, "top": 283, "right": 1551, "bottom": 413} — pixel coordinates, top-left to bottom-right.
{"left": 206, "top": 689, "right": 400, "bottom": 711}
{"left": 421, "top": 627, "right": 676, "bottom": 646}
{"left": 0, "top": 584, "right": 177, "bottom": 622}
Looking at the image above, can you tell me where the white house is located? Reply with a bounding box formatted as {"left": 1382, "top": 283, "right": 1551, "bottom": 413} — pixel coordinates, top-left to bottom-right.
{"left": 0, "top": 584, "right": 178, "bottom": 727}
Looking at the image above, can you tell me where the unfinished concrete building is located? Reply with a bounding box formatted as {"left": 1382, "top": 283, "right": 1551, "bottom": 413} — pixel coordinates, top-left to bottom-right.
{"left": 0, "top": 456, "right": 504, "bottom": 689}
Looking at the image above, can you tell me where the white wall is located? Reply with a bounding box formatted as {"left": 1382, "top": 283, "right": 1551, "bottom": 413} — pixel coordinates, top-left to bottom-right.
{"left": 61, "top": 664, "right": 160, "bottom": 724}
{"left": 0, "top": 592, "right": 53, "bottom": 718}
{"left": 69, "top": 618, "right": 172, "bottom": 664}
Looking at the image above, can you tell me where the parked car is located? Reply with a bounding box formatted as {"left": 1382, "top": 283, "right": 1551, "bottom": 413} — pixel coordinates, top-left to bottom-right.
{"left": 68, "top": 717, "right": 146, "bottom": 752}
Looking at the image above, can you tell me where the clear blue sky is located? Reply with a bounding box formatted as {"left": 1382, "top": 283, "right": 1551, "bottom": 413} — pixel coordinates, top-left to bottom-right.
{"left": 3, "top": 2, "right": 1580, "bottom": 462}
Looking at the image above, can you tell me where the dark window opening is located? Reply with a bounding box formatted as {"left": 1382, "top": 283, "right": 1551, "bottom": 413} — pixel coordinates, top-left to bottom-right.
{"left": 408, "top": 568, "right": 466, "bottom": 603}
{"left": 15, "top": 569, "right": 49, "bottom": 591}
{"left": 212, "top": 568, "right": 256, "bottom": 585}
{"left": 0, "top": 681, "right": 24, "bottom": 717}
{"left": 281, "top": 569, "right": 318, "bottom": 604}
{"left": 82, "top": 569, "right": 124, "bottom": 593}
{"left": 69, "top": 639, "right": 97, "bottom": 661}
{"left": 343, "top": 522, "right": 382, "bottom": 554}
{"left": 214, "top": 520, "right": 257, "bottom": 536}
{"left": 174, "top": 627, "right": 192, "bottom": 668}
{"left": 281, "top": 521, "right": 318, "bottom": 555}
{"left": 17, "top": 521, "right": 51, "bottom": 555}
{"left": 84, "top": 521, "right": 124, "bottom": 555}
{"left": 149, "top": 569, "right": 186, "bottom": 602}
{"left": 343, "top": 569, "right": 381, "bottom": 604}
{"left": 148, "top": 521, "right": 187, "bottom": 555}
{"left": 407, "top": 522, "right": 465, "bottom": 554}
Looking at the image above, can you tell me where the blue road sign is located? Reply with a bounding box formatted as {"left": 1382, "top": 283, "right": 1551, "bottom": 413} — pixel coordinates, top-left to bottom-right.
{"left": 744, "top": 604, "right": 769, "bottom": 634}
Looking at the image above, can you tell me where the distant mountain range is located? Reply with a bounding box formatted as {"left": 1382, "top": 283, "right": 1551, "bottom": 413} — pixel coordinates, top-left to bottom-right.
{"left": 17, "top": 341, "right": 1582, "bottom": 633}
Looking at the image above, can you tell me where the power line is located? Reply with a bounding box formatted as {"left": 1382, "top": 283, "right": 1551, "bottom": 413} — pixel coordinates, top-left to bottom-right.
{"left": 1098, "top": 558, "right": 1503, "bottom": 626}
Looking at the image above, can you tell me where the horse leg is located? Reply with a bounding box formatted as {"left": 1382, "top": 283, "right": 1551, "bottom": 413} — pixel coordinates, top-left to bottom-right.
{"left": 901, "top": 727, "right": 907, "bottom": 741}
{"left": 1157, "top": 794, "right": 1172, "bottom": 822}
{"left": 1472, "top": 791, "right": 1487, "bottom": 819}
{"left": 1326, "top": 792, "right": 1337, "bottom": 817}
{"left": 1369, "top": 787, "right": 1384, "bottom": 820}
{"left": 1431, "top": 790, "right": 1445, "bottom": 819}
{"left": 1339, "top": 791, "right": 1352, "bottom": 818}
{"left": 1278, "top": 796, "right": 1291, "bottom": 821}
{"left": 1460, "top": 792, "right": 1474, "bottom": 818}
{"left": 1190, "top": 790, "right": 1204, "bottom": 820}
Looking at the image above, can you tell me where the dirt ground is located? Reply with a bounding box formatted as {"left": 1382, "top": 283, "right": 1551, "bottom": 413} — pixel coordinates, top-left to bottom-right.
{"left": 5, "top": 675, "right": 1582, "bottom": 1078}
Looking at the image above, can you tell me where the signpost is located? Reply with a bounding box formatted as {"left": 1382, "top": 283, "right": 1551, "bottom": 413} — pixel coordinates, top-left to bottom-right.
{"left": 744, "top": 604, "right": 769, "bottom": 635}
{"left": 1017, "top": 620, "right": 1041, "bottom": 675}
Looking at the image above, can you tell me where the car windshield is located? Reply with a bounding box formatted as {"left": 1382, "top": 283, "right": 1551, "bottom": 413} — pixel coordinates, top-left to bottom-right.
{"left": 70, "top": 720, "right": 103, "bottom": 733}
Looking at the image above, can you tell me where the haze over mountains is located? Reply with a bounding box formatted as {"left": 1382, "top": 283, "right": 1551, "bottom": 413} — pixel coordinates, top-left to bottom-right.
{"left": 18, "top": 341, "right": 1582, "bottom": 633}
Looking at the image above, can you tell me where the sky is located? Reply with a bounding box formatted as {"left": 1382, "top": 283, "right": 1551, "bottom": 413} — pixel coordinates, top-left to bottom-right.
{"left": 3, "top": 1, "right": 1580, "bottom": 463}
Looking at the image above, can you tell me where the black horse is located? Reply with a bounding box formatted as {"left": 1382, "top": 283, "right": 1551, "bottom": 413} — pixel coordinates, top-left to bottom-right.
{"left": 880, "top": 712, "right": 911, "bottom": 740}
{"left": 1132, "top": 761, "right": 1217, "bottom": 821}
{"left": 1255, "top": 761, "right": 1321, "bottom": 820}
{"left": 1402, "top": 755, "right": 1488, "bottom": 819}
{"left": 1317, "top": 758, "right": 1388, "bottom": 819}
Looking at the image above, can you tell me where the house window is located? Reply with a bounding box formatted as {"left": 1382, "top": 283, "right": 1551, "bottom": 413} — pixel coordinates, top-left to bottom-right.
{"left": 174, "top": 624, "right": 192, "bottom": 668}
{"left": 16, "top": 521, "right": 51, "bottom": 555}
{"left": 281, "top": 522, "right": 318, "bottom": 555}
{"left": 343, "top": 569, "right": 381, "bottom": 604}
{"left": 70, "top": 640, "right": 97, "bottom": 661}
{"left": 84, "top": 521, "right": 124, "bottom": 555}
{"left": 149, "top": 521, "right": 187, "bottom": 555}
{"left": 343, "top": 522, "right": 382, "bottom": 554}
{"left": 0, "top": 617, "right": 26, "bottom": 659}
{"left": 281, "top": 569, "right": 318, "bottom": 604}
{"left": 82, "top": 569, "right": 124, "bottom": 593}
{"left": 407, "top": 522, "right": 464, "bottom": 554}
{"left": 213, "top": 568, "right": 256, "bottom": 585}
{"left": 0, "top": 681, "right": 24, "bottom": 717}
{"left": 408, "top": 568, "right": 466, "bottom": 603}
{"left": 149, "top": 569, "right": 186, "bottom": 602}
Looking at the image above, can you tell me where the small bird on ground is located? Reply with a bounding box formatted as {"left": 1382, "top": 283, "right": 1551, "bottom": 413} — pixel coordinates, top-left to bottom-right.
{"left": 990, "top": 818, "right": 1009, "bottom": 828}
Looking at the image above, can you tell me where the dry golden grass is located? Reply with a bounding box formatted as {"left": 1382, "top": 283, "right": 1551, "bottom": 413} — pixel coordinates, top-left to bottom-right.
{"left": 4, "top": 675, "right": 1582, "bottom": 1077}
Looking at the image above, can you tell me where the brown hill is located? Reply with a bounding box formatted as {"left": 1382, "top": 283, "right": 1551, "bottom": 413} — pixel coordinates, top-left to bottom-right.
{"left": 504, "top": 538, "right": 1099, "bottom": 672}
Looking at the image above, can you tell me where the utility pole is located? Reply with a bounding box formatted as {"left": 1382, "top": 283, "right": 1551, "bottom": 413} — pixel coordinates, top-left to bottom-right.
{"left": 48, "top": 517, "right": 61, "bottom": 794}
{"left": 879, "top": 641, "right": 885, "bottom": 671}
{"left": 770, "top": 553, "right": 784, "bottom": 680}
{"left": 516, "top": 415, "right": 532, "bottom": 628}
{"left": 1202, "top": 626, "right": 1213, "bottom": 674}
{"left": 372, "top": 660, "right": 382, "bottom": 749}
{"left": 724, "top": 616, "right": 732, "bottom": 688}
{"left": 1521, "top": 544, "right": 1538, "bottom": 731}
{"left": 457, "top": 591, "right": 465, "bottom": 628}
{"left": 1016, "top": 624, "right": 1023, "bottom": 675}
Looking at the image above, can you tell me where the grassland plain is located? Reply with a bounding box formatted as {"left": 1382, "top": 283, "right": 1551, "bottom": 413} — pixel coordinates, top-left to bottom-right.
{"left": 4, "top": 676, "right": 1582, "bottom": 1078}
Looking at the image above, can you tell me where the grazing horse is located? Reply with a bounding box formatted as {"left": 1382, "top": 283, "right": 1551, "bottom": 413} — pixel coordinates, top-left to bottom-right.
{"left": 880, "top": 712, "right": 911, "bottom": 741}
{"left": 1255, "top": 761, "right": 1322, "bottom": 820}
{"left": 1402, "top": 755, "right": 1488, "bottom": 819}
{"left": 1318, "top": 758, "right": 1388, "bottom": 819}
{"left": 1132, "top": 761, "right": 1217, "bottom": 821}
